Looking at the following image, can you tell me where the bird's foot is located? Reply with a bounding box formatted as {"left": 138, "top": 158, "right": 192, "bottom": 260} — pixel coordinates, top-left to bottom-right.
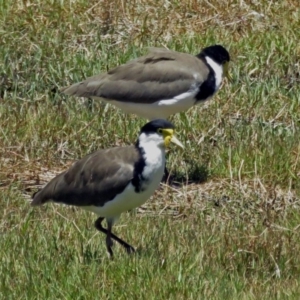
{"left": 125, "top": 245, "right": 135, "bottom": 254}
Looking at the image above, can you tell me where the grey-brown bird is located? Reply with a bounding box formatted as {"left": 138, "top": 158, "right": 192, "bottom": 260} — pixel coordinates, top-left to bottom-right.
{"left": 61, "top": 45, "right": 230, "bottom": 119}
{"left": 31, "top": 119, "right": 183, "bottom": 258}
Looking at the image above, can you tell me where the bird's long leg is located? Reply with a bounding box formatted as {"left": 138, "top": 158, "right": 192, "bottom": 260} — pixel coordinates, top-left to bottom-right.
{"left": 105, "top": 219, "right": 114, "bottom": 258}
{"left": 94, "top": 217, "right": 135, "bottom": 255}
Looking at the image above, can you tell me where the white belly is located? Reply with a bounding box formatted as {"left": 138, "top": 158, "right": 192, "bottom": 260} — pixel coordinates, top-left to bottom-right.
{"left": 83, "top": 168, "right": 163, "bottom": 219}
{"left": 92, "top": 89, "right": 198, "bottom": 119}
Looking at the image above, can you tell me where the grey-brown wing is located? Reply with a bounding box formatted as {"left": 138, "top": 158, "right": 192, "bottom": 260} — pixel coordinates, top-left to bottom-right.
{"left": 31, "top": 146, "right": 139, "bottom": 207}
{"left": 61, "top": 49, "right": 208, "bottom": 104}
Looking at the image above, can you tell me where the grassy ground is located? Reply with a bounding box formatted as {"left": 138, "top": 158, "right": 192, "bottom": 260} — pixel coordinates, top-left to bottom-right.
{"left": 1, "top": 0, "right": 300, "bottom": 298}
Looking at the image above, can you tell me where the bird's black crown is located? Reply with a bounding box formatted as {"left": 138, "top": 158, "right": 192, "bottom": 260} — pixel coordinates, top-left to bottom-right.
{"left": 140, "top": 119, "right": 175, "bottom": 134}
{"left": 198, "top": 45, "right": 230, "bottom": 65}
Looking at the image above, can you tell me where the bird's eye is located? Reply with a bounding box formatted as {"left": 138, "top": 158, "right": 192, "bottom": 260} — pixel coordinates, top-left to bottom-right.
{"left": 158, "top": 128, "right": 163, "bottom": 134}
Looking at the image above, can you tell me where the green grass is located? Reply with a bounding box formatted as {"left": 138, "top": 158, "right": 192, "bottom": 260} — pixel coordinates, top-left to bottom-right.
{"left": 1, "top": 0, "right": 300, "bottom": 298}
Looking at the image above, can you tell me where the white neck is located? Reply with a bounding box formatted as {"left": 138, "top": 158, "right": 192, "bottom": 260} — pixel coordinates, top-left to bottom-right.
{"left": 205, "top": 56, "right": 223, "bottom": 90}
{"left": 138, "top": 133, "right": 165, "bottom": 181}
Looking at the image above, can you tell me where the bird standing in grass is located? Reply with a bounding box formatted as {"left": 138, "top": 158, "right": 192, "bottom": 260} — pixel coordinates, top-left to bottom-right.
{"left": 31, "top": 119, "right": 183, "bottom": 258}
{"left": 61, "top": 45, "right": 230, "bottom": 119}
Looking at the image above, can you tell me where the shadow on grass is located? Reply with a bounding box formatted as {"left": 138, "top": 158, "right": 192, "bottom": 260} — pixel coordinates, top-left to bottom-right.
{"left": 165, "top": 163, "right": 209, "bottom": 187}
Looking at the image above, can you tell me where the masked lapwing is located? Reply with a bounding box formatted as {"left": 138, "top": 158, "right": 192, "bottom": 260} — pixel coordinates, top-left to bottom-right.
{"left": 31, "top": 119, "right": 183, "bottom": 258}
{"left": 60, "top": 45, "right": 230, "bottom": 119}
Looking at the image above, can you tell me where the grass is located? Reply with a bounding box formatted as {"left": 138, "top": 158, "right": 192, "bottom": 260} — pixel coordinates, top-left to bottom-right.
{"left": 1, "top": 0, "right": 300, "bottom": 298}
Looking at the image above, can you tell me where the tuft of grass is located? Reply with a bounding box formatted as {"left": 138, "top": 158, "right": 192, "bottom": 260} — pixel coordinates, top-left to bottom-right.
{"left": 1, "top": 0, "right": 300, "bottom": 298}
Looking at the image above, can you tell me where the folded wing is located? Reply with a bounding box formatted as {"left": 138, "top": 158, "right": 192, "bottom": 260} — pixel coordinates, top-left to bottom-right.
{"left": 61, "top": 48, "right": 208, "bottom": 104}
{"left": 31, "top": 146, "right": 139, "bottom": 207}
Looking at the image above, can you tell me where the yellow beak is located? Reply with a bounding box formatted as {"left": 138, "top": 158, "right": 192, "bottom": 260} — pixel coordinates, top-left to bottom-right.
{"left": 161, "top": 129, "right": 184, "bottom": 149}
{"left": 170, "top": 135, "right": 184, "bottom": 149}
